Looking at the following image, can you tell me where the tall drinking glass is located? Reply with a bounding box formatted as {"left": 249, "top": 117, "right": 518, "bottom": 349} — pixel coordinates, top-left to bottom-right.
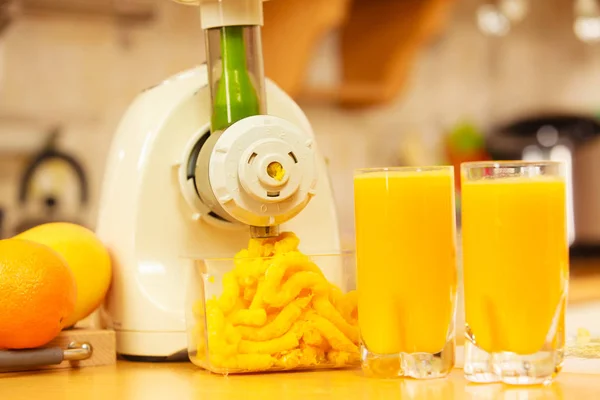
{"left": 461, "top": 161, "right": 569, "bottom": 385}
{"left": 354, "top": 166, "right": 458, "bottom": 379}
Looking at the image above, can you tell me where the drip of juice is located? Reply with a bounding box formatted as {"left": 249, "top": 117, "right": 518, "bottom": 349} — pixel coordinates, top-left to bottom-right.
{"left": 354, "top": 169, "right": 457, "bottom": 355}
{"left": 461, "top": 176, "right": 568, "bottom": 355}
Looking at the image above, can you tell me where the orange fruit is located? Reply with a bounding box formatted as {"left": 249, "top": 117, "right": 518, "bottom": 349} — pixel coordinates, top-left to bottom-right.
{"left": 0, "top": 238, "right": 77, "bottom": 349}
{"left": 16, "top": 222, "right": 112, "bottom": 328}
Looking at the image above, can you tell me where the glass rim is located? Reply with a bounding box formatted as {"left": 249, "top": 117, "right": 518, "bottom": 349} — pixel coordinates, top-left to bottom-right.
{"left": 460, "top": 160, "right": 563, "bottom": 170}
{"left": 354, "top": 165, "right": 454, "bottom": 174}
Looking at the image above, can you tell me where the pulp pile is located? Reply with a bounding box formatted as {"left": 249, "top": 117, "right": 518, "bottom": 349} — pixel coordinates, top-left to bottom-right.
{"left": 191, "top": 232, "right": 360, "bottom": 372}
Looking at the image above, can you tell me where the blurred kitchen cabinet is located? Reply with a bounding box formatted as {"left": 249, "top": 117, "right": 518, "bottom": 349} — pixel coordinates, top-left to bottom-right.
{"left": 262, "top": 0, "right": 456, "bottom": 108}
{"left": 336, "top": 0, "right": 455, "bottom": 108}
{"left": 262, "top": 0, "right": 351, "bottom": 97}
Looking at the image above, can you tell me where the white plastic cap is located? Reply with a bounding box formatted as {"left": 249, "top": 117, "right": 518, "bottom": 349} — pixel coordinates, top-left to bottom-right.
{"left": 198, "top": 0, "right": 264, "bottom": 29}
{"left": 207, "top": 115, "right": 317, "bottom": 226}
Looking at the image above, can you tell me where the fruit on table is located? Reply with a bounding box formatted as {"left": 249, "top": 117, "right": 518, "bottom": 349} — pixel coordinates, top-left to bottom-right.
{"left": 191, "top": 232, "right": 360, "bottom": 372}
{"left": 16, "top": 222, "right": 112, "bottom": 328}
{"left": 0, "top": 239, "right": 77, "bottom": 349}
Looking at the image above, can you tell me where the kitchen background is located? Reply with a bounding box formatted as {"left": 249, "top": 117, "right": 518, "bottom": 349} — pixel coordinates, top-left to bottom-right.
{"left": 1, "top": 0, "right": 600, "bottom": 250}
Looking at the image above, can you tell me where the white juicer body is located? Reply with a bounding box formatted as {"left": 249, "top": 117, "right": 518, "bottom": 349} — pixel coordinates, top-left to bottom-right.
{"left": 95, "top": 65, "right": 341, "bottom": 358}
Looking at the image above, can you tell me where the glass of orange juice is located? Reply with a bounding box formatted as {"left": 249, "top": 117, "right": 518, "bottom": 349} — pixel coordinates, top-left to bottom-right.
{"left": 461, "top": 161, "right": 569, "bottom": 385}
{"left": 354, "top": 166, "right": 458, "bottom": 379}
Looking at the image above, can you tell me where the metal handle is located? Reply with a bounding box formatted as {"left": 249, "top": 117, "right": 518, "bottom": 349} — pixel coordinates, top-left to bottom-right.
{"left": 0, "top": 342, "right": 93, "bottom": 370}
{"left": 64, "top": 342, "right": 93, "bottom": 361}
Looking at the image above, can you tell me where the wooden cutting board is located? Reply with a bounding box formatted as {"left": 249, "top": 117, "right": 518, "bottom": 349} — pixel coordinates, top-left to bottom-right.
{"left": 0, "top": 328, "right": 116, "bottom": 374}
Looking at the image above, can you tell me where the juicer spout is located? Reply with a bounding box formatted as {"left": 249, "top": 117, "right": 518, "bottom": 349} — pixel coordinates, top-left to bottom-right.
{"left": 250, "top": 225, "right": 280, "bottom": 239}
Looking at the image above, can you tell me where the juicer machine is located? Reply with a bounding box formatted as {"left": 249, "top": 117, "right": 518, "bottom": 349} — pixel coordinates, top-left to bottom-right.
{"left": 95, "top": 0, "right": 342, "bottom": 359}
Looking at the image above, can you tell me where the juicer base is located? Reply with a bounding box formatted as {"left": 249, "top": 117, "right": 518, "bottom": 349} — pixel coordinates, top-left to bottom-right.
{"left": 115, "top": 330, "right": 188, "bottom": 360}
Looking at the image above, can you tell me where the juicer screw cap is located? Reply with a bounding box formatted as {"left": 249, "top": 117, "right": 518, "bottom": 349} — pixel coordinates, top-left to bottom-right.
{"left": 205, "top": 115, "right": 317, "bottom": 227}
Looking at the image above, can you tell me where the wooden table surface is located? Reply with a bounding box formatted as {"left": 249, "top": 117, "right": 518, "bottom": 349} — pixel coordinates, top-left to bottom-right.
{"left": 1, "top": 258, "right": 599, "bottom": 400}
{"left": 1, "top": 360, "right": 600, "bottom": 400}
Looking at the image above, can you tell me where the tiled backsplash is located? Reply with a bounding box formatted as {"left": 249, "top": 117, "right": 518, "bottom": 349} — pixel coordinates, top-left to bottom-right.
{"left": 2, "top": 0, "right": 600, "bottom": 243}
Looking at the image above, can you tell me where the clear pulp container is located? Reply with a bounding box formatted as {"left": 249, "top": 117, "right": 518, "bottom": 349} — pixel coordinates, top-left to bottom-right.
{"left": 185, "top": 251, "right": 359, "bottom": 374}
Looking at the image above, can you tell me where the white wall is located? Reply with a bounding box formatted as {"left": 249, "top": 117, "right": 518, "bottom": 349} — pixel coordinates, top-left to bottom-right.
{"left": 1, "top": 0, "right": 600, "bottom": 245}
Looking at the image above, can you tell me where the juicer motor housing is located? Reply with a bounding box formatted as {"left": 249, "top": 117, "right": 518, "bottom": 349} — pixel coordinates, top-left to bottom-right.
{"left": 95, "top": 65, "right": 342, "bottom": 359}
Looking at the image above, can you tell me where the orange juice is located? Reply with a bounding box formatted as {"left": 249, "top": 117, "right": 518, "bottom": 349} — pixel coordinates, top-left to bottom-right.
{"left": 461, "top": 175, "right": 568, "bottom": 355}
{"left": 354, "top": 168, "right": 457, "bottom": 355}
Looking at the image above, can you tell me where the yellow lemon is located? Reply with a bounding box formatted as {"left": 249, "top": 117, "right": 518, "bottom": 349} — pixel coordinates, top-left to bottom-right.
{"left": 16, "top": 222, "right": 112, "bottom": 328}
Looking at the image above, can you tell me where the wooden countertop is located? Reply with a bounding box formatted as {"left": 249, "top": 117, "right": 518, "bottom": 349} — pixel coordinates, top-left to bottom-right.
{"left": 2, "top": 259, "right": 599, "bottom": 400}
{"left": 2, "top": 360, "right": 600, "bottom": 400}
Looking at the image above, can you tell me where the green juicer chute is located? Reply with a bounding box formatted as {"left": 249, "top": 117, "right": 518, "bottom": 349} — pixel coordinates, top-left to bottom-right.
{"left": 209, "top": 26, "right": 265, "bottom": 133}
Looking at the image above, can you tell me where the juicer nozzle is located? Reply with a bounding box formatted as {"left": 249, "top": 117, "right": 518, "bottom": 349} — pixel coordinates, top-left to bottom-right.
{"left": 250, "top": 225, "right": 280, "bottom": 238}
